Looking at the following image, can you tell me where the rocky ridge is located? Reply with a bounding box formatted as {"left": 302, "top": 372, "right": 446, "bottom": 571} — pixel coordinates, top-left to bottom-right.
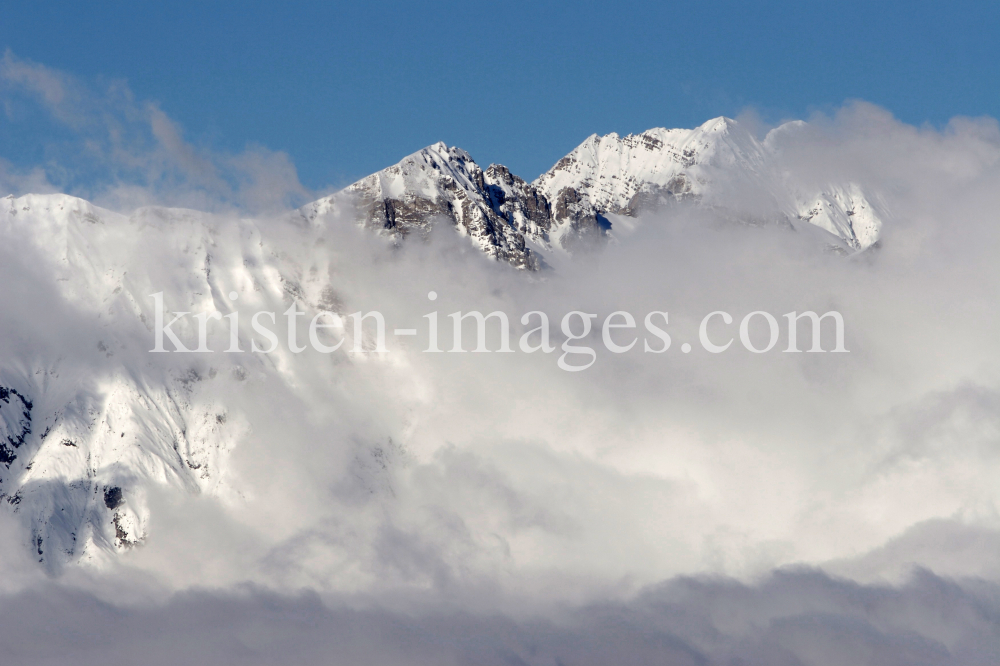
{"left": 302, "top": 117, "right": 885, "bottom": 270}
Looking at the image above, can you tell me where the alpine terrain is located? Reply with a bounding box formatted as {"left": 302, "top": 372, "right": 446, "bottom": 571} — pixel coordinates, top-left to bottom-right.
{"left": 1, "top": 116, "right": 887, "bottom": 570}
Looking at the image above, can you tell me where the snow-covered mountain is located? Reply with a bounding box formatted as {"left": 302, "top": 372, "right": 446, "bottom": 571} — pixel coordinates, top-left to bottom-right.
{"left": 303, "top": 117, "right": 885, "bottom": 271}
{"left": 535, "top": 117, "right": 770, "bottom": 213}
{"left": 300, "top": 143, "right": 544, "bottom": 269}
{"left": 0, "top": 194, "right": 259, "bottom": 569}
{"left": 0, "top": 116, "right": 889, "bottom": 570}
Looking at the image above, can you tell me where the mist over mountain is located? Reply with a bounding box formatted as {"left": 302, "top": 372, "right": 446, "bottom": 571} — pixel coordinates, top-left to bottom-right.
{"left": 2, "top": 103, "right": 1000, "bottom": 664}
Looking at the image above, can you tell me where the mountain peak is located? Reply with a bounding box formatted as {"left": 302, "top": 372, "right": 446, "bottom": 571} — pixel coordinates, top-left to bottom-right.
{"left": 698, "top": 115, "right": 738, "bottom": 133}
{"left": 297, "top": 116, "right": 884, "bottom": 270}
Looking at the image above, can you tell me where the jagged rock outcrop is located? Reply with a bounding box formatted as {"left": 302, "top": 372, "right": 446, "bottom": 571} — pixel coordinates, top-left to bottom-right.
{"left": 0, "top": 385, "right": 32, "bottom": 468}
{"left": 301, "top": 143, "right": 540, "bottom": 270}
{"left": 482, "top": 164, "right": 553, "bottom": 245}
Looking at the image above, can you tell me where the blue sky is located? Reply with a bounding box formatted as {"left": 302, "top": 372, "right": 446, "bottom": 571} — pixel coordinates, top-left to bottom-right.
{"left": 2, "top": 1, "right": 999, "bottom": 192}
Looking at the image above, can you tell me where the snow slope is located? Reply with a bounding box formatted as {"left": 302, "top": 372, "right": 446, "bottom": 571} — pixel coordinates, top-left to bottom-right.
{"left": 0, "top": 194, "right": 310, "bottom": 570}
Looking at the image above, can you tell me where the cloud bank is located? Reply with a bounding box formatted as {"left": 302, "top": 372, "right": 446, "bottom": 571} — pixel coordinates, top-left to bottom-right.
{"left": 2, "top": 569, "right": 998, "bottom": 666}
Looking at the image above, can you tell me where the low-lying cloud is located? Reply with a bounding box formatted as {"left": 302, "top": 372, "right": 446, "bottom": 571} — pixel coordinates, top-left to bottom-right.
{"left": 3, "top": 56, "right": 1000, "bottom": 664}
{"left": 1, "top": 568, "right": 998, "bottom": 665}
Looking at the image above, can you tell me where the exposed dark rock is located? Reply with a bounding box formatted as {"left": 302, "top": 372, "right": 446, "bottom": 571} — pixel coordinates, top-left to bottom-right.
{"left": 552, "top": 188, "right": 612, "bottom": 253}
{"left": 0, "top": 385, "right": 33, "bottom": 468}
{"left": 483, "top": 164, "right": 553, "bottom": 243}
{"left": 340, "top": 146, "right": 542, "bottom": 270}
{"left": 104, "top": 486, "right": 124, "bottom": 510}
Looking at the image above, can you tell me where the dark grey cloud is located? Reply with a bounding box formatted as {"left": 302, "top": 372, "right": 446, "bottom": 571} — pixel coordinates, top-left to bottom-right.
{"left": 1, "top": 568, "right": 997, "bottom": 666}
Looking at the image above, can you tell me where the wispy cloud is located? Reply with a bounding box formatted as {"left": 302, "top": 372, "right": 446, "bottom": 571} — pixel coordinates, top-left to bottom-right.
{"left": 0, "top": 51, "right": 310, "bottom": 212}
